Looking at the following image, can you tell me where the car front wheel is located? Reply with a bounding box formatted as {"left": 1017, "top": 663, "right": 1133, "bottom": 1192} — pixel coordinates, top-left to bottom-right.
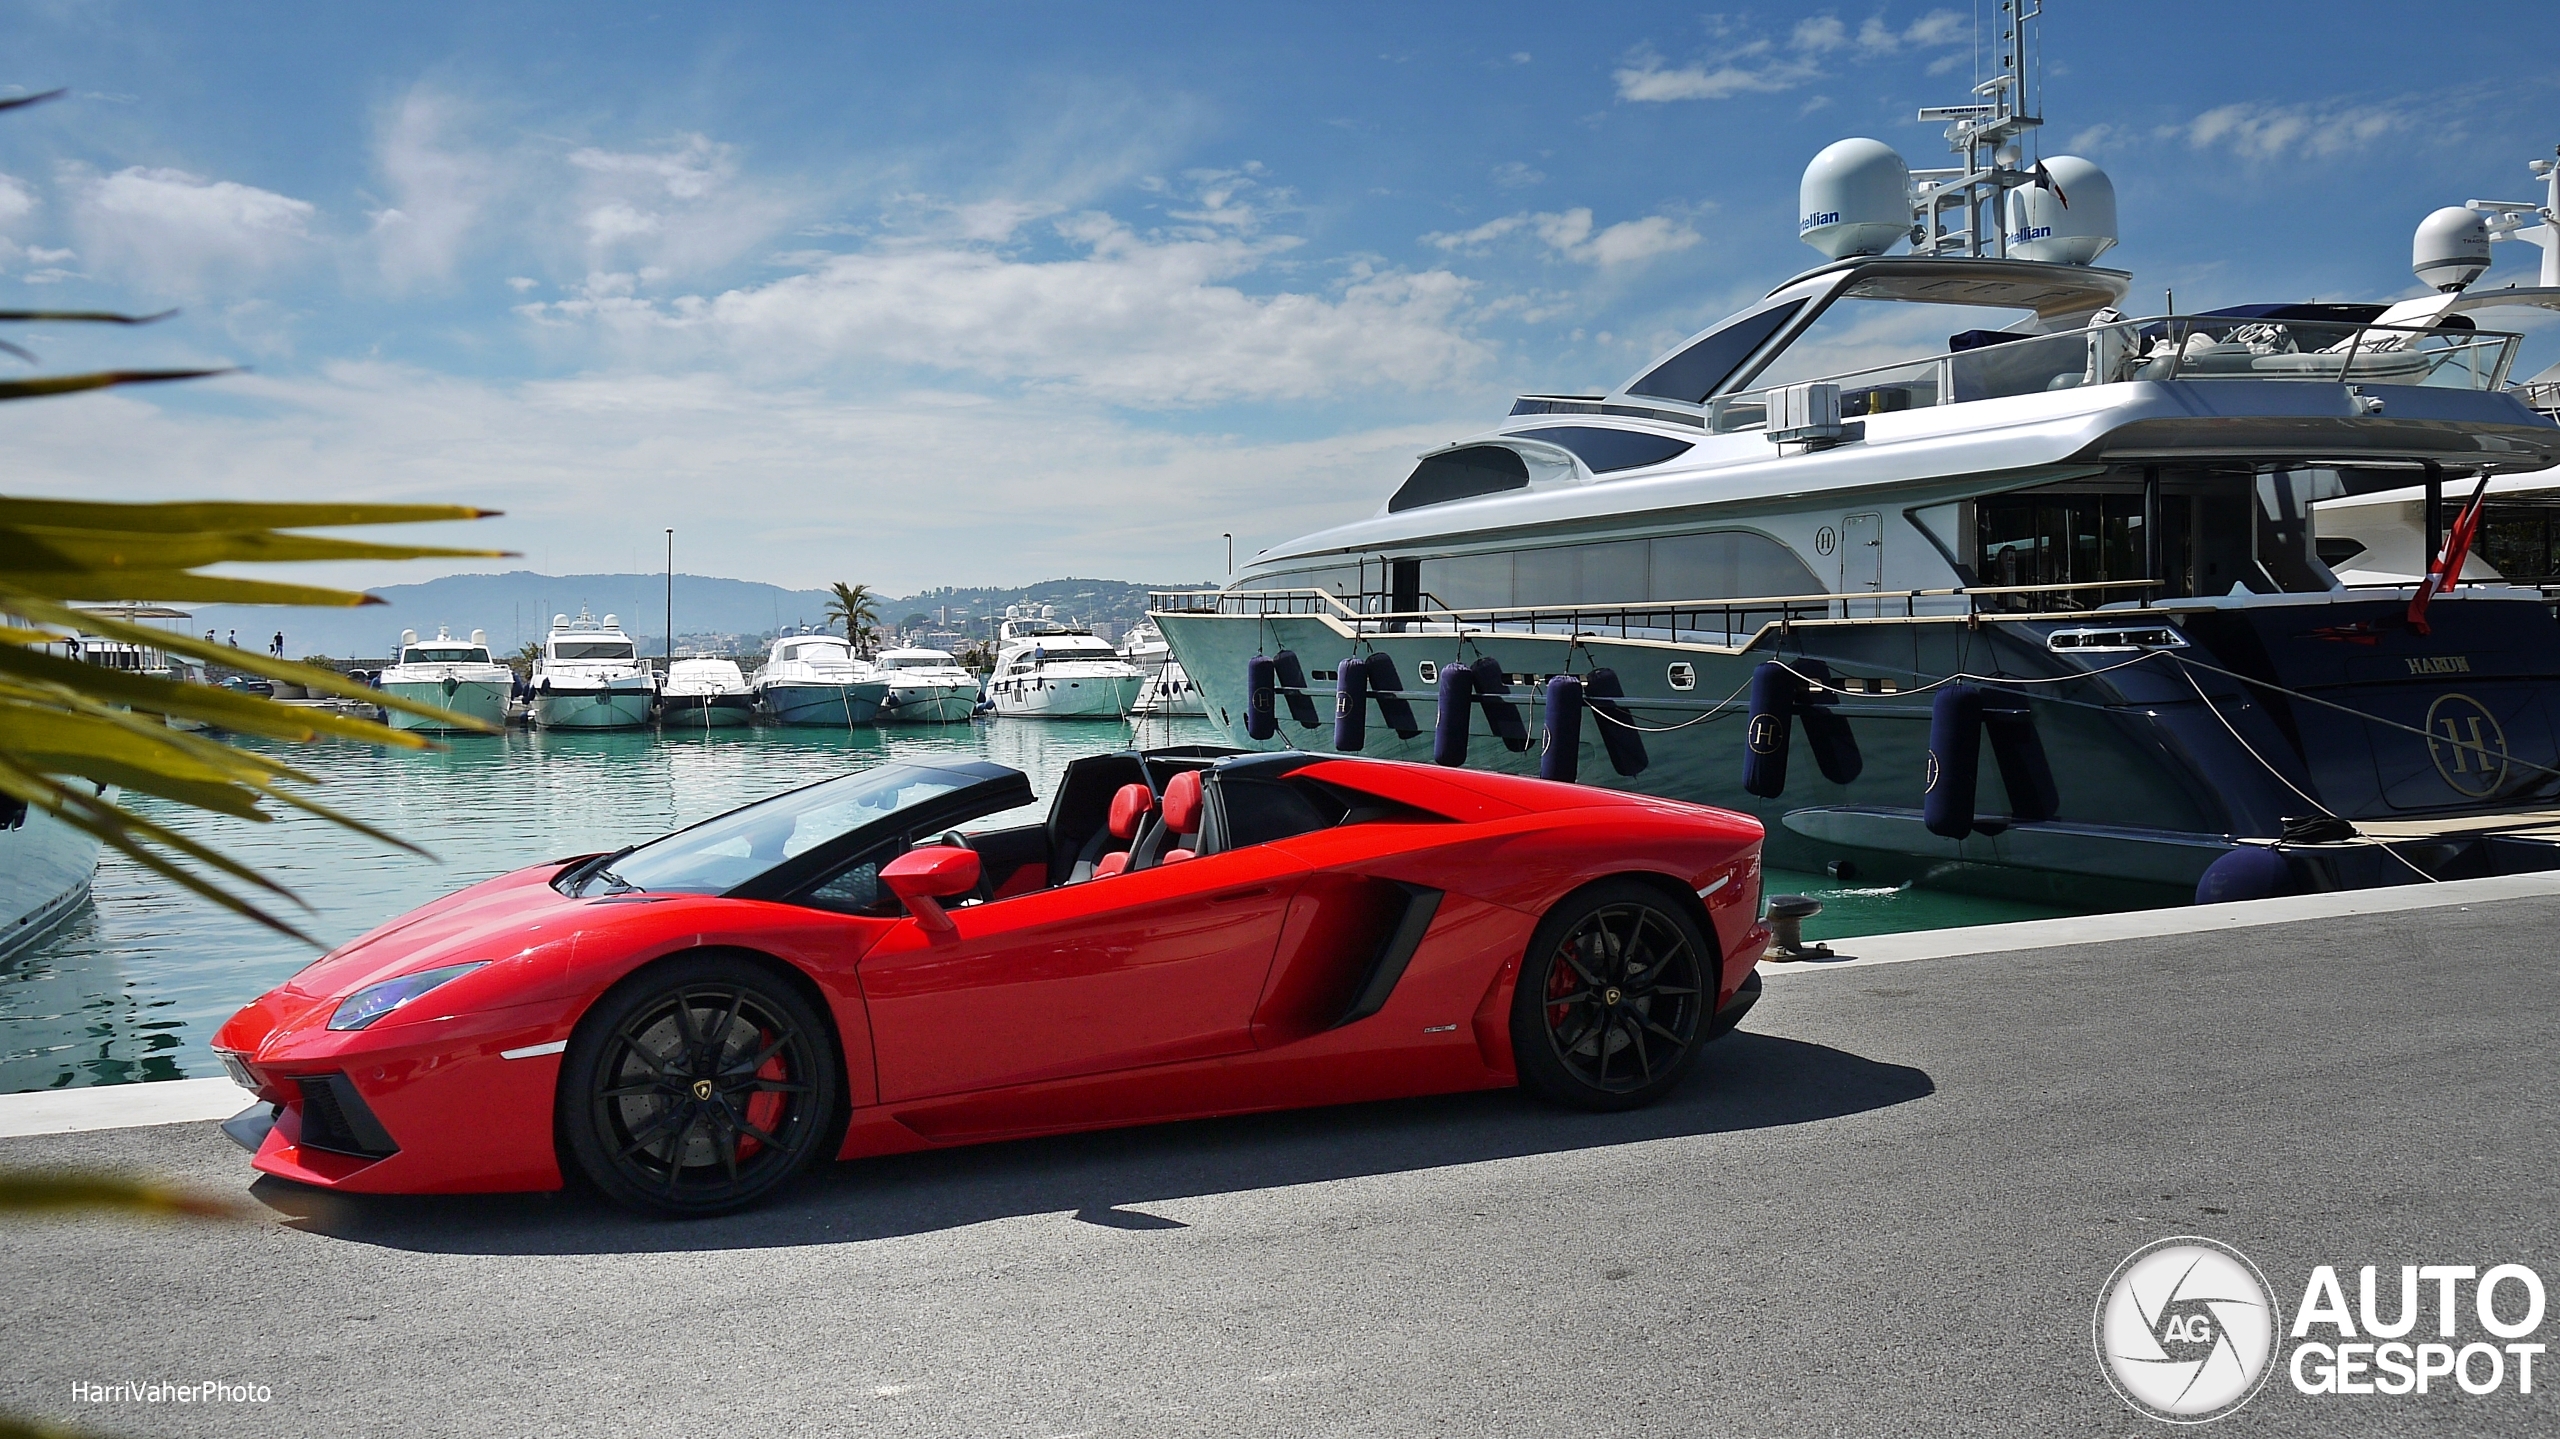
{"left": 560, "top": 955, "right": 840, "bottom": 1217}
{"left": 1510, "top": 880, "right": 1715, "bottom": 1112}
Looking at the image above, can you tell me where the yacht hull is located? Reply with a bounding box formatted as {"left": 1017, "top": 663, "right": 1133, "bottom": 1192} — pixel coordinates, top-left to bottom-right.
{"left": 3, "top": 804, "right": 101, "bottom": 959}
{"left": 1133, "top": 661, "right": 1208, "bottom": 717}
{"left": 657, "top": 693, "right": 755, "bottom": 728}
{"left": 381, "top": 678, "right": 511, "bottom": 733}
{"left": 989, "top": 671, "right": 1142, "bottom": 719}
{"left": 875, "top": 683, "right": 979, "bottom": 724}
{"left": 763, "top": 683, "right": 883, "bottom": 727}
{"left": 1158, "top": 592, "right": 2560, "bottom": 904}
{"left": 530, "top": 686, "right": 654, "bottom": 730}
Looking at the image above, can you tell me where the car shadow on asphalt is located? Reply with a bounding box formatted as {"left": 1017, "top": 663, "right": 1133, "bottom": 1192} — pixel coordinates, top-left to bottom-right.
{"left": 251, "top": 1030, "right": 1930, "bottom": 1255}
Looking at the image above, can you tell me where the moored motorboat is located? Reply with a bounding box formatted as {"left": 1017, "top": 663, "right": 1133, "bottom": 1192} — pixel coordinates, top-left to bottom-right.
{"left": 377, "top": 627, "right": 512, "bottom": 733}
{"left": 871, "top": 647, "right": 979, "bottom": 723}
{"left": 657, "top": 655, "right": 756, "bottom": 729}
{"left": 987, "top": 615, "right": 1143, "bottom": 719}
{"left": 529, "top": 611, "right": 655, "bottom": 730}
{"left": 755, "top": 630, "right": 882, "bottom": 727}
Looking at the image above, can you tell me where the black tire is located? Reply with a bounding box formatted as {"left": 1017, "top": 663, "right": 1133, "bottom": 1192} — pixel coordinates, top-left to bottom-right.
{"left": 1509, "top": 879, "right": 1716, "bottom": 1112}
{"left": 560, "top": 954, "right": 841, "bottom": 1217}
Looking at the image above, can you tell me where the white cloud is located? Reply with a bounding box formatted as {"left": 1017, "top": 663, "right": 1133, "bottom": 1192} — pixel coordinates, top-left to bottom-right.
{"left": 367, "top": 89, "right": 501, "bottom": 289}
{"left": 0, "top": 173, "right": 35, "bottom": 230}
{"left": 1619, "top": 10, "right": 1967, "bottom": 102}
{"left": 520, "top": 196, "right": 1488, "bottom": 407}
{"left": 68, "top": 165, "right": 314, "bottom": 296}
{"left": 553, "top": 133, "right": 798, "bottom": 279}
{"left": 2181, "top": 100, "right": 2412, "bottom": 161}
{"left": 1426, "top": 206, "right": 1699, "bottom": 267}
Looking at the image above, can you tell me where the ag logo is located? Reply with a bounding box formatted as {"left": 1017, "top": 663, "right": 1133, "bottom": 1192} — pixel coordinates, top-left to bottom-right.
{"left": 1747, "top": 712, "right": 1783, "bottom": 754}
{"left": 2424, "top": 693, "right": 2508, "bottom": 798}
{"left": 1815, "top": 525, "right": 1838, "bottom": 556}
{"left": 2096, "top": 1237, "right": 2279, "bottom": 1424}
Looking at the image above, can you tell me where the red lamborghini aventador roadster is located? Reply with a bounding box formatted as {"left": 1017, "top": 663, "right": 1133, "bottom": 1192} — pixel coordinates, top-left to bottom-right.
{"left": 213, "top": 748, "right": 1770, "bottom": 1215}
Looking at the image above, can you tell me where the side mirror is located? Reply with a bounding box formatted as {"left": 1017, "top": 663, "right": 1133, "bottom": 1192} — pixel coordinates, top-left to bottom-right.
{"left": 880, "top": 846, "right": 982, "bottom": 933}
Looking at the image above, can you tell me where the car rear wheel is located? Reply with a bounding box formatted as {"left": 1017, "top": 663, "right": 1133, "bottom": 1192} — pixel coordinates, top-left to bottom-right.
{"left": 1510, "top": 880, "right": 1714, "bottom": 1112}
{"left": 561, "top": 955, "right": 840, "bottom": 1217}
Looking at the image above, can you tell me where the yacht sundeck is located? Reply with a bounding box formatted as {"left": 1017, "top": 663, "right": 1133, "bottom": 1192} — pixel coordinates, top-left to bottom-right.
{"left": 871, "top": 647, "right": 979, "bottom": 724}
{"left": 987, "top": 615, "right": 1143, "bottom": 720}
{"left": 658, "top": 655, "right": 756, "bottom": 729}
{"left": 378, "top": 626, "right": 512, "bottom": 733}
{"left": 529, "top": 610, "right": 655, "bottom": 730}
{"left": 755, "top": 631, "right": 882, "bottom": 727}
{"left": 1154, "top": 13, "right": 2560, "bottom": 906}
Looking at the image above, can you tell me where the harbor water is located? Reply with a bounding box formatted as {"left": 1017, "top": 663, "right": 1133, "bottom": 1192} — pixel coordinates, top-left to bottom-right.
{"left": 2, "top": 718, "right": 2090, "bottom": 1093}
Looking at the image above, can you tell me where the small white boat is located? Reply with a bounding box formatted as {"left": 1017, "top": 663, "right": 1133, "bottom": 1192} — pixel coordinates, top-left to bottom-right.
{"left": 378, "top": 627, "right": 512, "bottom": 733}
{"left": 658, "top": 655, "right": 756, "bottom": 729}
{"left": 871, "top": 647, "right": 980, "bottom": 724}
{"left": 987, "top": 616, "right": 1143, "bottom": 719}
{"left": 1133, "top": 658, "right": 1209, "bottom": 717}
{"left": 755, "top": 631, "right": 882, "bottom": 727}
{"left": 529, "top": 611, "right": 656, "bottom": 730}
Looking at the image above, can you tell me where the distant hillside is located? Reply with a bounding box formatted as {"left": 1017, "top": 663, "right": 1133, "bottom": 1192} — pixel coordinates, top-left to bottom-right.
{"left": 180, "top": 571, "right": 1208, "bottom": 660}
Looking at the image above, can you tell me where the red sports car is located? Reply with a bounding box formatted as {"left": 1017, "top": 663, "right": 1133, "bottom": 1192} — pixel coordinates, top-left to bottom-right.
{"left": 213, "top": 748, "right": 1770, "bottom": 1215}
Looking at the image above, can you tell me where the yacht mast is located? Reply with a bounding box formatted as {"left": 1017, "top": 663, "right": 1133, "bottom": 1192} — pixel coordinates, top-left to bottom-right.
{"left": 1911, "top": 0, "right": 2043, "bottom": 258}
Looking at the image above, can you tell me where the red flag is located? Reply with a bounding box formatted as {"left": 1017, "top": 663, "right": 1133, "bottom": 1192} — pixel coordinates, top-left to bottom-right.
{"left": 2408, "top": 472, "right": 2492, "bottom": 636}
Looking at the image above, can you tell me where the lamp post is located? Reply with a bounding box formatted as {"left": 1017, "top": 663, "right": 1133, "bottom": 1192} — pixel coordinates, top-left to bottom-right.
{"left": 1223, "top": 533, "right": 1233, "bottom": 579}
{"left": 663, "top": 529, "right": 673, "bottom": 676}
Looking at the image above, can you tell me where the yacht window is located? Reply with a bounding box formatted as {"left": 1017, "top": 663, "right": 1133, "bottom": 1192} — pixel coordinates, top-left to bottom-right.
{"left": 405, "top": 646, "right": 484, "bottom": 664}
{"left": 2483, "top": 505, "right": 2560, "bottom": 584}
{"left": 1419, "top": 532, "right": 1817, "bottom": 609}
{"left": 1509, "top": 426, "right": 1694, "bottom": 474}
{"left": 1745, "top": 297, "right": 2039, "bottom": 395}
{"left": 1387, "top": 446, "right": 1531, "bottom": 513}
{"left": 1233, "top": 564, "right": 1359, "bottom": 598}
{"left": 1626, "top": 301, "right": 1804, "bottom": 403}
{"left": 1647, "top": 531, "right": 1824, "bottom": 603}
{"left": 552, "top": 640, "right": 634, "bottom": 660}
{"left": 1971, "top": 470, "right": 2338, "bottom": 605}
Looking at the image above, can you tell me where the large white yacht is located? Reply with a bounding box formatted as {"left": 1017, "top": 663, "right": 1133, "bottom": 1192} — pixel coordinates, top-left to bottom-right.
{"left": 987, "top": 612, "right": 1143, "bottom": 719}
{"left": 657, "top": 654, "right": 756, "bottom": 729}
{"left": 529, "top": 610, "right": 655, "bottom": 730}
{"left": 377, "top": 626, "right": 512, "bottom": 732}
{"left": 1153, "top": 12, "right": 2560, "bottom": 907}
{"left": 871, "top": 647, "right": 979, "bottom": 723}
{"left": 754, "top": 629, "right": 882, "bottom": 727}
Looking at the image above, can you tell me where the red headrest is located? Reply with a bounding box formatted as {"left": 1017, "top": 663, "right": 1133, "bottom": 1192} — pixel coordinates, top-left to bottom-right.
{"left": 1162, "top": 770, "right": 1203, "bottom": 835}
{"left": 1107, "top": 782, "right": 1156, "bottom": 840}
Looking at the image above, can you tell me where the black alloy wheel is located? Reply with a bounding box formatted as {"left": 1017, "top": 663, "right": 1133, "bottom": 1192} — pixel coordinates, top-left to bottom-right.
{"left": 1509, "top": 880, "right": 1714, "bottom": 1112}
{"left": 561, "top": 956, "right": 840, "bottom": 1217}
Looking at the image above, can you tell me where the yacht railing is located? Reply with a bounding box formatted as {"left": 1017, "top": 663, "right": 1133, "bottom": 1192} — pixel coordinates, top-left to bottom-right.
{"left": 1149, "top": 578, "right": 2170, "bottom": 646}
{"left": 1696, "top": 316, "right": 2520, "bottom": 435}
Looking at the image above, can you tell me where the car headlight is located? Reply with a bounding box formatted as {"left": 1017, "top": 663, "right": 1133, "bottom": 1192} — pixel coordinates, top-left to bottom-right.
{"left": 328, "top": 962, "right": 487, "bottom": 1032}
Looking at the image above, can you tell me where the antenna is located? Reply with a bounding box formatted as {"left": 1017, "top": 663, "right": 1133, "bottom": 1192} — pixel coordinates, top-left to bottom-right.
{"left": 2463, "top": 145, "right": 2560, "bottom": 288}
{"left": 1909, "top": 0, "right": 2045, "bottom": 257}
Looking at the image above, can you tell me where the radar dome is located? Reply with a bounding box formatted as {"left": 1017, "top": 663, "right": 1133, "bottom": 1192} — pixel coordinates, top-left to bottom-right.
{"left": 2004, "top": 156, "right": 2117, "bottom": 265}
{"left": 2414, "top": 206, "right": 2491, "bottom": 292}
{"left": 1800, "top": 139, "right": 1911, "bottom": 259}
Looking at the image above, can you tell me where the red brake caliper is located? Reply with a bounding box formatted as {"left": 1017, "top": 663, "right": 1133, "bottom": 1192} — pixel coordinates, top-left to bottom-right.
{"left": 738, "top": 1029, "right": 787, "bottom": 1160}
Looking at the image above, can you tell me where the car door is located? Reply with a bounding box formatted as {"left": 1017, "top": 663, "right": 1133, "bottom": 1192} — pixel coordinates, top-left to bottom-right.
{"left": 859, "top": 844, "right": 1305, "bottom": 1102}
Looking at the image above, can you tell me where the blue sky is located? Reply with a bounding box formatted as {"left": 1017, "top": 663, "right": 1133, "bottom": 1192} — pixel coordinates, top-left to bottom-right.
{"left": 5, "top": 0, "right": 2558, "bottom": 593}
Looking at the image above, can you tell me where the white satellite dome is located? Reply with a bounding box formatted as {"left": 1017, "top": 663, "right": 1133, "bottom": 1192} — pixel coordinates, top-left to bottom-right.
{"left": 2413, "top": 206, "right": 2491, "bottom": 292}
{"left": 2004, "top": 155, "right": 2117, "bottom": 265}
{"left": 1799, "top": 139, "right": 1911, "bottom": 259}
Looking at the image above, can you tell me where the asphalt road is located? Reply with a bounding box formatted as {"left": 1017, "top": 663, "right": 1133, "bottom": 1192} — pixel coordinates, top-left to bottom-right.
{"left": 4, "top": 894, "right": 2556, "bottom": 1438}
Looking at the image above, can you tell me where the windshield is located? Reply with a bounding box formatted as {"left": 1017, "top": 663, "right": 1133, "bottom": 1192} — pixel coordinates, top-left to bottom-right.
{"left": 552, "top": 640, "right": 633, "bottom": 661}
{"left": 576, "top": 765, "right": 972, "bottom": 896}
{"left": 405, "top": 647, "right": 488, "bottom": 664}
